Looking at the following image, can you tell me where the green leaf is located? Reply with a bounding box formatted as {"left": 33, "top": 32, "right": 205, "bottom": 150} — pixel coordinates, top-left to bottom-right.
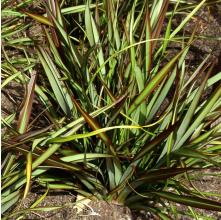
{"left": 174, "top": 84, "right": 221, "bottom": 151}
{"left": 128, "top": 46, "right": 188, "bottom": 115}
{"left": 1, "top": 190, "right": 24, "bottom": 214}
{"left": 71, "top": 97, "right": 122, "bottom": 190}
{"left": 131, "top": 119, "right": 182, "bottom": 163}
{"left": 35, "top": 44, "right": 74, "bottom": 117}
{"left": 61, "top": 3, "right": 103, "bottom": 15}
{"left": 85, "top": 1, "right": 95, "bottom": 46}
{"left": 173, "top": 148, "right": 221, "bottom": 168}
{"left": 135, "top": 168, "right": 196, "bottom": 182}
{"left": 61, "top": 153, "right": 114, "bottom": 163}
{"left": 152, "top": 191, "right": 221, "bottom": 211}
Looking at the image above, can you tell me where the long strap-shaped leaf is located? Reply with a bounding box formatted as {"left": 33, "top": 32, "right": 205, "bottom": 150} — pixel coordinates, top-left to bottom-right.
{"left": 17, "top": 150, "right": 32, "bottom": 212}
{"left": 1, "top": 140, "right": 85, "bottom": 173}
{"left": 174, "top": 84, "right": 221, "bottom": 151}
{"left": 41, "top": 126, "right": 145, "bottom": 151}
{"left": 5, "top": 63, "right": 38, "bottom": 207}
{"left": 128, "top": 45, "right": 189, "bottom": 115}
{"left": 35, "top": 43, "right": 74, "bottom": 117}
{"left": 131, "top": 119, "right": 182, "bottom": 163}
{"left": 11, "top": 124, "right": 58, "bottom": 142}
{"left": 135, "top": 167, "right": 197, "bottom": 182}
{"left": 115, "top": 167, "right": 196, "bottom": 203}
{"left": 71, "top": 97, "right": 122, "bottom": 190}
{"left": 134, "top": 65, "right": 146, "bottom": 126}
{"left": 1, "top": 140, "right": 86, "bottom": 192}
{"left": 72, "top": 97, "right": 120, "bottom": 156}
{"left": 18, "top": 8, "right": 54, "bottom": 27}
{"left": 152, "top": 191, "right": 221, "bottom": 211}
{"left": 44, "top": 94, "right": 128, "bottom": 142}
{"left": 173, "top": 61, "right": 216, "bottom": 150}
{"left": 173, "top": 148, "right": 221, "bottom": 168}
{"left": 2, "top": 168, "right": 49, "bottom": 197}
{"left": 16, "top": 61, "right": 38, "bottom": 133}
{"left": 144, "top": 1, "right": 152, "bottom": 80}
{"left": 10, "top": 97, "right": 131, "bottom": 190}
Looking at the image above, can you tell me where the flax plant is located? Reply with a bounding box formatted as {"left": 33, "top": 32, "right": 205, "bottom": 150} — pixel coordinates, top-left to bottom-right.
{"left": 1, "top": 0, "right": 221, "bottom": 219}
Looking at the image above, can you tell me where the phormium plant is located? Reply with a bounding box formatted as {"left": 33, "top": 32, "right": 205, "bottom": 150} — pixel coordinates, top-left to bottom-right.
{"left": 1, "top": 0, "right": 221, "bottom": 219}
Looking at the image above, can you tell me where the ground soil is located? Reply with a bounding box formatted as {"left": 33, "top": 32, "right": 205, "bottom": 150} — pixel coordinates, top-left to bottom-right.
{"left": 1, "top": 2, "right": 221, "bottom": 220}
